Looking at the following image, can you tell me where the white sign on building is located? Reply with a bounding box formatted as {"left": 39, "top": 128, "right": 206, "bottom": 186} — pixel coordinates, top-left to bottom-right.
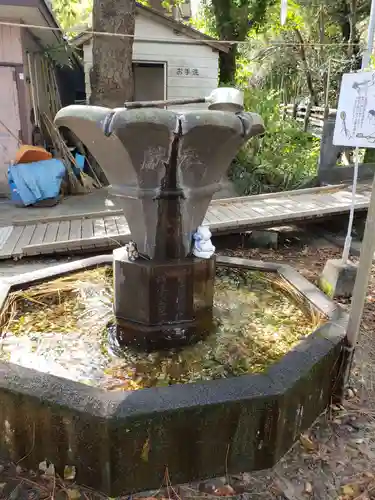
{"left": 333, "top": 71, "right": 375, "bottom": 148}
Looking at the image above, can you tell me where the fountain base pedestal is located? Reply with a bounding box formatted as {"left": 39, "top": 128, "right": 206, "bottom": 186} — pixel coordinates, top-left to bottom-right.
{"left": 113, "top": 251, "right": 216, "bottom": 346}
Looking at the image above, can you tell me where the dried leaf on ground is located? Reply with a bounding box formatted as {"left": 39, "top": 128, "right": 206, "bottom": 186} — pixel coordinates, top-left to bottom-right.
{"left": 300, "top": 434, "right": 316, "bottom": 452}
{"left": 66, "top": 488, "right": 81, "bottom": 500}
{"left": 64, "top": 465, "right": 76, "bottom": 481}
{"left": 341, "top": 483, "right": 360, "bottom": 497}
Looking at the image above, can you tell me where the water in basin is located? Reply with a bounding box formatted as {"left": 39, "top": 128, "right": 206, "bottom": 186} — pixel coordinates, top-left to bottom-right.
{"left": 0, "top": 266, "right": 323, "bottom": 391}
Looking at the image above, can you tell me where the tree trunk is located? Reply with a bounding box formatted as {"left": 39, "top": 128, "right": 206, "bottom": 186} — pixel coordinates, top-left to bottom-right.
{"left": 211, "top": 0, "right": 240, "bottom": 85}
{"left": 219, "top": 45, "right": 237, "bottom": 85}
{"left": 90, "top": 0, "right": 135, "bottom": 107}
{"left": 338, "top": 0, "right": 361, "bottom": 71}
{"left": 294, "top": 28, "right": 318, "bottom": 106}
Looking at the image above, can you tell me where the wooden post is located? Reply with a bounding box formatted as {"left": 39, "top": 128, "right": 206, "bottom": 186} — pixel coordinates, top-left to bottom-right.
{"left": 303, "top": 102, "right": 312, "bottom": 132}
{"left": 292, "top": 102, "right": 298, "bottom": 119}
{"left": 324, "top": 59, "right": 332, "bottom": 121}
{"left": 318, "top": 114, "right": 344, "bottom": 183}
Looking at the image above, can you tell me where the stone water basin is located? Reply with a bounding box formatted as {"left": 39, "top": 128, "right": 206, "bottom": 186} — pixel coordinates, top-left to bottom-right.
{"left": 0, "top": 255, "right": 346, "bottom": 495}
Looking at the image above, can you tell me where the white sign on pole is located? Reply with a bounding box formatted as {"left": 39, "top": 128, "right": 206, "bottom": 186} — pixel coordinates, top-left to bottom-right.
{"left": 333, "top": 71, "right": 375, "bottom": 148}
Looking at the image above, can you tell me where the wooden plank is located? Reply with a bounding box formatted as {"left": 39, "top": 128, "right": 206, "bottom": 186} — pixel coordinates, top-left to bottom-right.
{"left": 0, "top": 226, "right": 13, "bottom": 251}
{"left": 13, "top": 209, "right": 124, "bottom": 226}
{"left": 30, "top": 224, "right": 47, "bottom": 245}
{"left": 43, "top": 222, "right": 60, "bottom": 244}
{"left": 24, "top": 233, "right": 131, "bottom": 255}
{"left": 0, "top": 225, "right": 23, "bottom": 258}
{"left": 25, "top": 224, "right": 48, "bottom": 256}
{"left": 104, "top": 217, "right": 119, "bottom": 236}
{"left": 46, "top": 220, "right": 71, "bottom": 254}
{"left": 223, "top": 205, "right": 250, "bottom": 220}
{"left": 105, "top": 217, "right": 123, "bottom": 246}
{"left": 205, "top": 208, "right": 222, "bottom": 223}
{"left": 206, "top": 208, "right": 227, "bottom": 222}
{"left": 211, "top": 183, "right": 344, "bottom": 206}
{"left": 230, "top": 204, "right": 262, "bottom": 219}
{"left": 67, "top": 219, "right": 83, "bottom": 250}
{"left": 316, "top": 195, "right": 348, "bottom": 207}
{"left": 69, "top": 219, "right": 82, "bottom": 241}
{"left": 203, "top": 212, "right": 219, "bottom": 225}
{"left": 114, "top": 215, "right": 129, "bottom": 234}
{"left": 93, "top": 218, "right": 107, "bottom": 238}
{"left": 56, "top": 220, "right": 71, "bottom": 242}
{"left": 209, "top": 206, "right": 233, "bottom": 222}
{"left": 249, "top": 205, "right": 268, "bottom": 215}
{"left": 81, "top": 218, "right": 94, "bottom": 239}
{"left": 93, "top": 218, "right": 110, "bottom": 249}
{"left": 13, "top": 224, "right": 36, "bottom": 256}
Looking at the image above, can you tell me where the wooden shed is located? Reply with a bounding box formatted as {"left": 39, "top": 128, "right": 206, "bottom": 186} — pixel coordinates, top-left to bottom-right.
{"left": 0, "top": 0, "right": 81, "bottom": 196}
{"left": 73, "top": 4, "right": 229, "bottom": 111}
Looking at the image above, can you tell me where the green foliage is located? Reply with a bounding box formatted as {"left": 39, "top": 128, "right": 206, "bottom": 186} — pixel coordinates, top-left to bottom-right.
{"left": 51, "top": 0, "right": 92, "bottom": 36}
{"left": 241, "top": 0, "right": 372, "bottom": 104}
{"left": 188, "top": 1, "right": 218, "bottom": 37}
{"left": 229, "top": 88, "right": 320, "bottom": 195}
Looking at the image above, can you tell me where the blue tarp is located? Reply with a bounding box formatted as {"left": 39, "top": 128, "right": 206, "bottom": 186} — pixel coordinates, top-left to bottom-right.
{"left": 8, "top": 159, "right": 65, "bottom": 206}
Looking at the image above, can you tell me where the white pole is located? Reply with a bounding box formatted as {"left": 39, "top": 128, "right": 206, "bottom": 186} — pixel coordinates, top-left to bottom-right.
{"left": 344, "top": 0, "right": 375, "bottom": 355}
{"left": 362, "top": 0, "right": 375, "bottom": 70}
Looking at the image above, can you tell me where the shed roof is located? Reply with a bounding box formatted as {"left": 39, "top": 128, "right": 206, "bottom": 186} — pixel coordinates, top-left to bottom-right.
{"left": 71, "top": 2, "right": 229, "bottom": 53}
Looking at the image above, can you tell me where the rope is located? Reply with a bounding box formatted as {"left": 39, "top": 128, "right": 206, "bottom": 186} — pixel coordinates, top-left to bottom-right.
{"left": 0, "top": 20, "right": 369, "bottom": 47}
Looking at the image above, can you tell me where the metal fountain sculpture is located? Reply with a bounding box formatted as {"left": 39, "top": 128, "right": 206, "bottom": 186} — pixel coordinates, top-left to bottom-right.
{"left": 54, "top": 87, "right": 265, "bottom": 348}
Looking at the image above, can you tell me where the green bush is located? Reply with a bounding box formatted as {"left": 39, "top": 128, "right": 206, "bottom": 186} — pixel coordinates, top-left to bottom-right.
{"left": 229, "top": 88, "right": 320, "bottom": 195}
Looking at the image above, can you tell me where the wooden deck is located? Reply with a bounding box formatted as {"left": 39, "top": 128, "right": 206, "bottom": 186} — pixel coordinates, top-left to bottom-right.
{"left": 0, "top": 182, "right": 371, "bottom": 260}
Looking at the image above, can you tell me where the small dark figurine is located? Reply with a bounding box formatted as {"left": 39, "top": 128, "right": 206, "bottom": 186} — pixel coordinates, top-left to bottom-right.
{"left": 125, "top": 240, "right": 139, "bottom": 262}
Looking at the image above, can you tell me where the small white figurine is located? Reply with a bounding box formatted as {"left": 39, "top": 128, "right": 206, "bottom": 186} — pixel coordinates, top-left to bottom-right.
{"left": 192, "top": 225, "right": 215, "bottom": 259}
{"left": 125, "top": 240, "right": 139, "bottom": 261}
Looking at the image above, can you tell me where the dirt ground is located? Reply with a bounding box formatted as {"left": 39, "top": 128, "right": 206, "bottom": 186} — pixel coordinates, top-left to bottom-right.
{"left": 1, "top": 238, "right": 375, "bottom": 500}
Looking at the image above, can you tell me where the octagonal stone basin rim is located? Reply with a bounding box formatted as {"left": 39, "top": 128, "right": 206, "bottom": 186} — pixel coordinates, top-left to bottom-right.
{"left": 0, "top": 254, "right": 347, "bottom": 420}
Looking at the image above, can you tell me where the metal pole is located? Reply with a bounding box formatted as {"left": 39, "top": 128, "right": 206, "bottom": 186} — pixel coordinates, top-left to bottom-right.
{"left": 343, "top": 0, "right": 375, "bottom": 372}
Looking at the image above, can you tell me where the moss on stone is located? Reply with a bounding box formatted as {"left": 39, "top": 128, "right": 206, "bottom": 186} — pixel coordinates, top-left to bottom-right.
{"left": 318, "top": 277, "right": 334, "bottom": 298}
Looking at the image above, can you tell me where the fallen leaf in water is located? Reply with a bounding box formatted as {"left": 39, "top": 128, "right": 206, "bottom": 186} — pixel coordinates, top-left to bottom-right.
{"left": 38, "top": 460, "right": 47, "bottom": 472}
{"left": 213, "top": 485, "right": 235, "bottom": 496}
{"left": 64, "top": 465, "right": 76, "bottom": 480}
{"left": 66, "top": 488, "right": 81, "bottom": 500}
{"left": 133, "top": 497, "right": 162, "bottom": 500}
{"left": 304, "top": 482, "right": 313, "bottom": 494}
{"left": 141, "top": 437, "right": 150, "bottom": 462}
{"left": 39, "top": 460, "right": 55, "bottom": 476}
{"left": 300, "top": 434, "right": 316, "bottom": 451}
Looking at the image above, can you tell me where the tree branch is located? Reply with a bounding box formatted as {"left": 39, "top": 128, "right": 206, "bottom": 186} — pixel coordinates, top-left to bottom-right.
{"left": 294, "top": 28, "right": 318, "bottom": 105}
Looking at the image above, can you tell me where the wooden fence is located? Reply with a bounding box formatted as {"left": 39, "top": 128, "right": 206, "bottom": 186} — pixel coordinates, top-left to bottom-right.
{"left": 281, "top": 103, "right": 337, "bottom": 132}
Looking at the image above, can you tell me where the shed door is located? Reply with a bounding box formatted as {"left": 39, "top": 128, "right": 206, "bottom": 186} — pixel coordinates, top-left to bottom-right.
{"left": 133, "top": 63, "right": 165, "bottom": 101}
{"left": 0, "top": 66, "right": 21, "bottom": 196}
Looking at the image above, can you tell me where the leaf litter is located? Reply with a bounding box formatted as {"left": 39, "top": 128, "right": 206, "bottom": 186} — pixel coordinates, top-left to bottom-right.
{"left": 0, "top": 265, "right": 322, "bottom": 391}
